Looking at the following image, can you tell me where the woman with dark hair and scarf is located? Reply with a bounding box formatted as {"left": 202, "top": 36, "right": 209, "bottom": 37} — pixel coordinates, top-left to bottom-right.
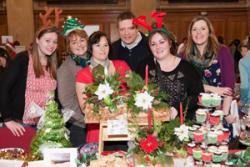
{"left": 135, "top": 12, "right": 204, "bottom": 120}
{"left": 75, "top": 31, "right": 130, "bottom": 144}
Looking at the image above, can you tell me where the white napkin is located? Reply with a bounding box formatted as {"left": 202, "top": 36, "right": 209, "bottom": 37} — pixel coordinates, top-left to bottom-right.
{"left": 231, "top": 100, "right": 240, "bottom": 137}
{"left": 28, "top": 102, "right": 44, "bottom": 118}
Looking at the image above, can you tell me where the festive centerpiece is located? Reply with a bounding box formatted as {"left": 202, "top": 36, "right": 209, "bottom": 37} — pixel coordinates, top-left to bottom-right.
{"left": 31, "top": 92, "right": 71, "bottom": 159}
{"left": 124, "top": 68, "right": 170, "bottom": 124}
{"left": 83, "top": 64, "right": 170, "bottom": 123}
{"left": 128, "top": 115, "right": 189, "bottom": 166}
{"left": 83, "top": 64, "right": 128, "bottom": 123}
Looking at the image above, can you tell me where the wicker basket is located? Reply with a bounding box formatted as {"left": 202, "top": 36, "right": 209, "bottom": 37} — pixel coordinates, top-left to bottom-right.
{"left": 84, "top": 104, "right": 170, "bottom": 124}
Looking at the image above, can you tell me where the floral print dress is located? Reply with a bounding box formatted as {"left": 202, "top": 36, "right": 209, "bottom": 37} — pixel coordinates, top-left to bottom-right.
{"left": 203, "top": 59, "right": 221, "bottom": 87}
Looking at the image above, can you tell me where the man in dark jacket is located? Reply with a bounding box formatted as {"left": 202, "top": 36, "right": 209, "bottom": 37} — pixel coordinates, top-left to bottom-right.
{"left": 110, "top": 11, "right": 152, "bottom": 72}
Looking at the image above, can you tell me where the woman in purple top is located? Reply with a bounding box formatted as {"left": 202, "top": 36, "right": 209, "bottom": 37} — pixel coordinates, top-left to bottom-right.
{"left": 183, "top": 16, "right": 235, "bottom": 123}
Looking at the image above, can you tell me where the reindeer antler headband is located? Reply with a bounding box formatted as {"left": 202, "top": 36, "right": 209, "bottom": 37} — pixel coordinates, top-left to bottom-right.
{"left": 133, "top": 11, "right": 175, "bottom": 40}
{"left": 39, "top": 6, "right": 64, "bottom": 29}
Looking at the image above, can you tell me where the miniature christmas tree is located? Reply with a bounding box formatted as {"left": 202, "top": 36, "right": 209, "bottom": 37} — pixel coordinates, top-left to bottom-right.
{"left": 31, "top": 92, "right": 71, "bottom": 158}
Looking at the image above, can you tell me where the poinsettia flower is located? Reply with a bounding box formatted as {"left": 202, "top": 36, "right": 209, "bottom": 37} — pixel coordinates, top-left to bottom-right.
{"left": 139, "top": 134, "right": 158, "bottom": 154}
{"left": 95, "top": 82, "right": 114, "bottom": 100}
{"left": 135, "top": 91, "right": 154, "bottom": 110}
{"left": 174, "top": 124, "right": 189, "bottom": 142}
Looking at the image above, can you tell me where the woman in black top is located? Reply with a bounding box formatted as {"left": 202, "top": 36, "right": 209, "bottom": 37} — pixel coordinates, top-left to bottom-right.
{"left": 136, "top": 26, "right": 204, "bottom": 120}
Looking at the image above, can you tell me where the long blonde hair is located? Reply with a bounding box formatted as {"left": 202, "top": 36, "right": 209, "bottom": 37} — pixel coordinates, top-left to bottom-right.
{"left": 30, "top": 26, "right": 59, "bottom": 79}
{"left": 185, "top": 16, "right": 219, "bottom": 63}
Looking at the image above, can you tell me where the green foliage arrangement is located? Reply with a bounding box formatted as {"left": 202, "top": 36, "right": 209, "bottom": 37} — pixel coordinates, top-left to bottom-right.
{"left": 84, "top": 65, "right": 126, "bottom": 114}
{"left": 124, "top": 72, "right": 169, "bottom": 114}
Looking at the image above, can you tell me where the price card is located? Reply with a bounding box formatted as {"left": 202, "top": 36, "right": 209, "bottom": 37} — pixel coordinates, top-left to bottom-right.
{"left": 107, "top": 119, "right": 128, "bottom": 135}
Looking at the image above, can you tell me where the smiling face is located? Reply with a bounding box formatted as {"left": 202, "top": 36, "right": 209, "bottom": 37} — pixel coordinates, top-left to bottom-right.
{"left": 118, "top": 19, "right": 138, "bottom": 45}
{"left": 36, "top": 32, "right": 58, "bottom": 56}
{"left": 191, "top": 20, "right": 209, "bottom": 47}
{"left": 149, "top": 32, "right": 171, "bottom": 60}
{"left": 92, "top": 36, "right": 110, "bottom": 63}
{"left": 69, "top": 35, "right": 88, "bottom": 56}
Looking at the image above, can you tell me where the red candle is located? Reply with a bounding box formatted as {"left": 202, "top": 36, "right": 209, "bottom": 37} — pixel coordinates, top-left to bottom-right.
{"left": 148, "top": 106, "right": 152, "bottom": 130}
{"left": 145, "top": 65, "right": 148, "bottom": 88}
{"left": 180, "top": 102, "right": 184, "bottom": 124}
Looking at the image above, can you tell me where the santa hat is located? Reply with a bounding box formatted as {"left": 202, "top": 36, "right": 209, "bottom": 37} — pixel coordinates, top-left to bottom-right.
{"left": 62, "top": 16, "right": 85, "bottom": 36}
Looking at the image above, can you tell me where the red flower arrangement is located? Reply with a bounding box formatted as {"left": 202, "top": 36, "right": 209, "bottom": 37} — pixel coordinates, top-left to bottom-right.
{"left": 139, "top": 134, "right": 158, "bottom": 154}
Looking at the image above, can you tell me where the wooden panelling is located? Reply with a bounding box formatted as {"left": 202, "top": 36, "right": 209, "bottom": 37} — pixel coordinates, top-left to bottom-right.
{"left": 34, "top": 10, "right": 124, "bottom": 42}
{"left": 0, "top": 11, "right": 8, "bottom": 45}
{"left": 158, "top": 0, "right": 250, "bottom": 44}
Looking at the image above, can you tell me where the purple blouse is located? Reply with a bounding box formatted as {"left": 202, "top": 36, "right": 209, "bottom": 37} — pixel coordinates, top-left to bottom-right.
{"left": 217, "top": 45, "right": 235, "bottom": 90}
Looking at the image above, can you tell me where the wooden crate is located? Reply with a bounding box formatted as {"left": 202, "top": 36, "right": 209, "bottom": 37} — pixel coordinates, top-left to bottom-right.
{"left": 84, "top": 104, "right": 171, "bottom": 124}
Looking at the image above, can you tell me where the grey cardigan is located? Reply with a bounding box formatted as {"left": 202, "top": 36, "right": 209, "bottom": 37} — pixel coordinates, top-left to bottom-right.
{"left": 57, "top": 56, "right": 85, "bottom": 128}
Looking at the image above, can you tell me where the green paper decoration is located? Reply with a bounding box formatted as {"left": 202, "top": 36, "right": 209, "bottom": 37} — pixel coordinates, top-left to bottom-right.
{"left": 31, "top": 94, "right": 71, "bottom": 159}
{"left": 62, "top": 16, "right": 85, "bottom": 36}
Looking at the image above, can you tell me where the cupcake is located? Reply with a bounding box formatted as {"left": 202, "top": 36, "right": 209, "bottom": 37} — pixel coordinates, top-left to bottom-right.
{"left": 202, "top": 152, "right": 212, "bottom": 163}
{"left": 222, "top": 128, "right": 230, "bottom": 142}
{"left": 200, "top": 93, "right": 211, "bottom": 107}
{"left": 216, "top": 130, "right": 224, "bottom": 143}
{"left": 219, "top": 145, "right": 229, "bottom": 161}
{"left": 192, "top": 148, "right": 202, "bottom": 160}
{"left": 203, "top": 163, "right": 211, "bottom": 167}
{"left": 187, "top": 143, "right": 196, "bottom": 155}
{"left": 207, "top": 131, "right": 218, "bottom": 144}
{"left": 195, "top": 161, "right": 203, "bottom": 167}
{"left": 225, "top": 161, "right": 233, "bottom": 166}
{"left": 188, "top": 127, "right": 196, "bottom": 139}
{"left": 196, "top": 109, "right": 207, "bottom": 124}
{"left": 212, "top": 150, "right": 222, "bottom": 163}
{"left": 209, "top": 112, "right": 220, "bottom": 125}
{"left": 208, "top": 146, "right": 217, "bottom": 153}
{"left": 214, "top": 110, "right": 224, "bottom": 121}
{"left": 211, "top": 94, "right": 222, "bottom": 107}
{"left": 193, "top": 130, "right": 204, "bottom": 143}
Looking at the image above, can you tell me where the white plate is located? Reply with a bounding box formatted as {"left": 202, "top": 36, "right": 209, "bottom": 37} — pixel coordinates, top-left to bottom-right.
{"left": 239, "top": 139, "right": 250, "bottom": 146}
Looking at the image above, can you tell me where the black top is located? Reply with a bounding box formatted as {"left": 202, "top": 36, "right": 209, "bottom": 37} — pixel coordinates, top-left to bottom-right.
{"left": 137, "top": 57, "right": 204, "bottom": 120}
{"left": 110, "top": 32, "right": 152, "bottom": 72}
{"left": 0, "top": 51, "right": 29, "bottom": 122}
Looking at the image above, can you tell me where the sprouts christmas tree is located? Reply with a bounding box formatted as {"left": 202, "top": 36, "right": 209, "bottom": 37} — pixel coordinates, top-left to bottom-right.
{"left": 31, "top": 92, "right": 71, "bottom": 158}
